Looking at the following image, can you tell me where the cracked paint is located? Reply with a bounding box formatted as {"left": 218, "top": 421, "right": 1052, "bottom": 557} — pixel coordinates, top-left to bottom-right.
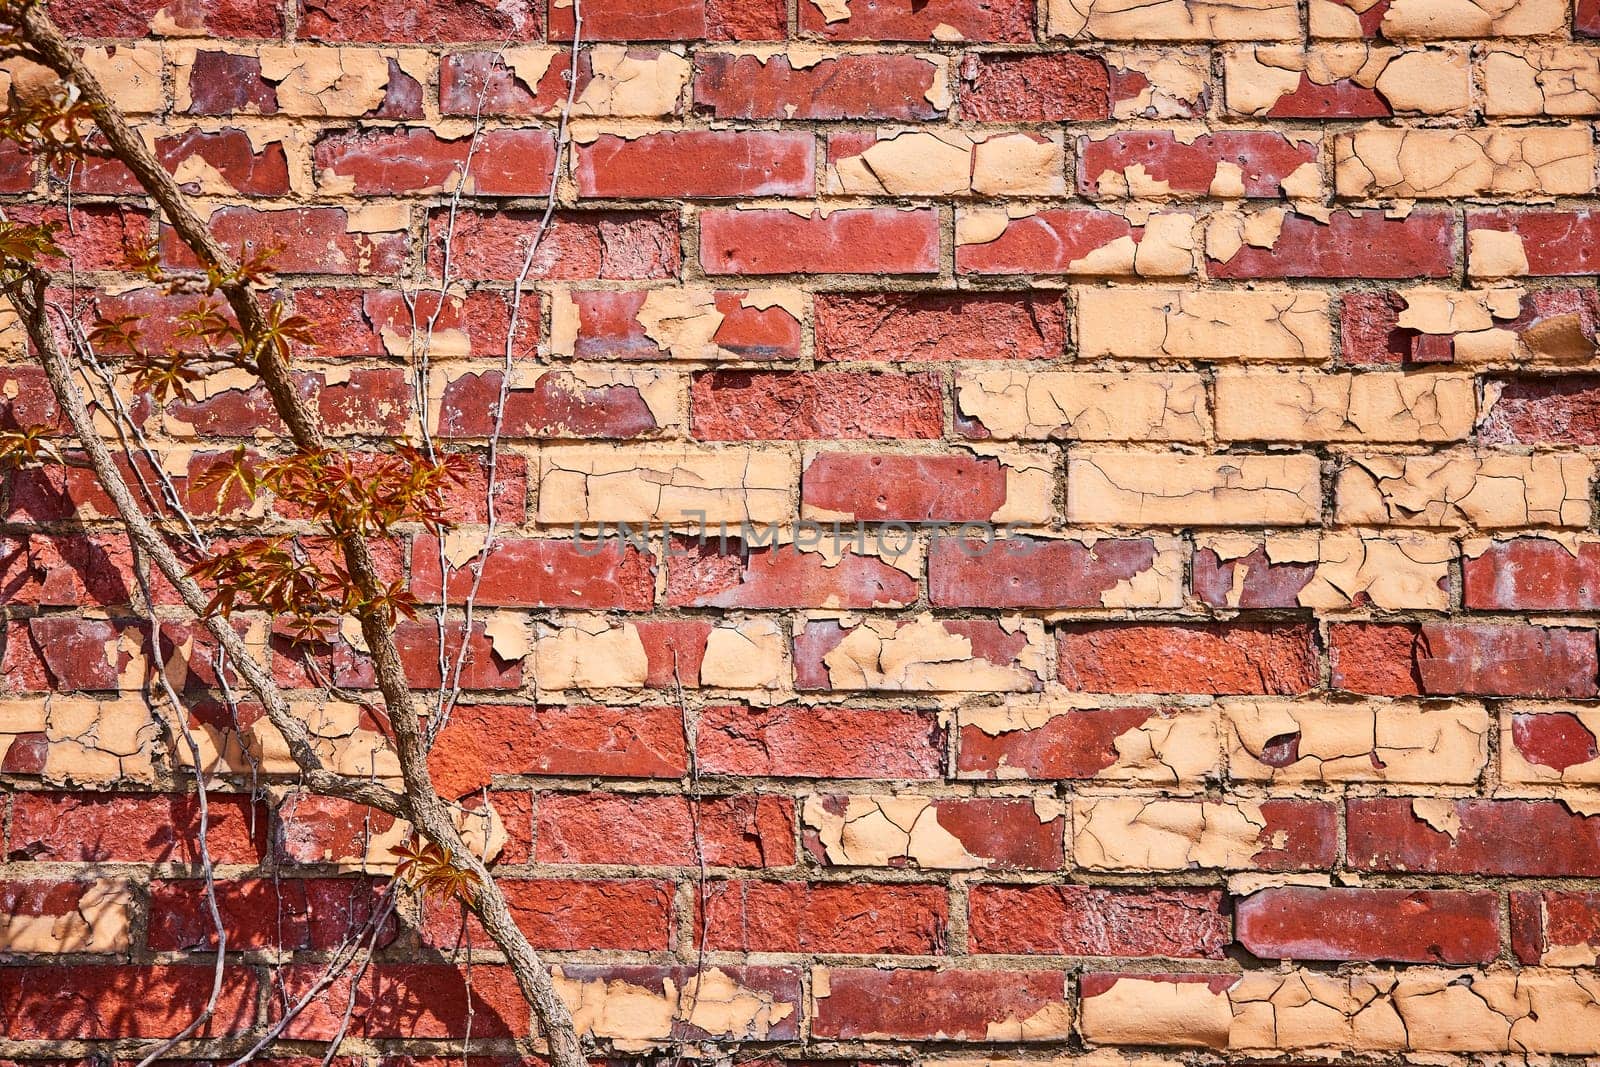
{"left": 1077, "top": 286, "right": 1331, "bottom": 362}
{"left": 1335, "top": 453, "right": 1594, "bottom": 527}
{"left": 1226, "top": 700, "right": 1489, "bottom": 783}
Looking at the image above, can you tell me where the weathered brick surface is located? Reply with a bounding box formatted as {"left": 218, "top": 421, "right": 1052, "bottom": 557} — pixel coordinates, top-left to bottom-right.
{"left": 7, "top": 0, "right": 1600, "bottom": 1059}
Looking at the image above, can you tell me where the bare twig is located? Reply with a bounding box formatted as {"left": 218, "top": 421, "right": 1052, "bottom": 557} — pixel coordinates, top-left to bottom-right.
{"left": 6, "top": 6, "right": 589, "bottom": 1062}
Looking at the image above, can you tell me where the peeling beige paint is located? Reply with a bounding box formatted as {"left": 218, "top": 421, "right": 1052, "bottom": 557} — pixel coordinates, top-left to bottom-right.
{"left": 533, "top": 614, "right": 650, "bottom": 690}
{"left": 556, "top": 967, "right": 795, "bottom": 1048}
{"left": 1073, "top": 796, "right": 1275, "bottom": 871}
{"left": 1050, "top": 0, "right": 1299, "bottom": 40}
{"left": 1335, "top": 127, "right": 1595, "bottom": 199}
{"left": 955, "top": 370, "right": 1208, "bottom": 442}
{"left": 821, "top": 615, "right": 1049, "bottom": 692}
{"left": 1484, "top": 45, "right": 1600, "bottom": 115}
{"left": 1081, "top": 976, "right": 1234, "bottom": 1048}
{"left": 1214, "top": 370, "right": 1476, "bottom": 442}
{"left": 1108, "top": 49, "right": 1209, "bottom": 118}
{"left": 0, "top": 879, "right": 132, "bottom": 954}
{"left": 1468, "top": 229, "right": 1532, "bottom": 280}
{"left": 700, "top": 619, "right": 787, "bottom": 689}
{"left": 1224, "top": 44, "right": 1469, "bottom": 116}
{"left": 1336, "top": 454, "right": 1594, "bottom": 528}
{"left": 1077, "top": 287, "right": 1331, "bottom": 363}
{"left": 1226, "top": 700, "right": 1489, "bottom": 783}
{"left": 1068, "top": 453, "right": 1322, "bottom": 526}
{"left": 537, "top": 447, "right": 798, "bottom": 526}
{"left": 803, "top": 794, "right": 992, "bottom": 869}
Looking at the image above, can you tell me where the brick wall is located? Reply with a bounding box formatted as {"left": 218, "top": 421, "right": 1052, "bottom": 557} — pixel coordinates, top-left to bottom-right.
{"left": 4, "top": 0, "right": 1600, "bottom": 1058}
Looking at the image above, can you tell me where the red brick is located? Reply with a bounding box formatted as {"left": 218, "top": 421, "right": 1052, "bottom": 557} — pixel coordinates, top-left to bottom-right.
{"left": 439, "top": 50, "right": 594, "bottom": 116}
{"left": 1263, "top": 74, "right": 1391, "bottom": 117}
{"left": 691, "top": 370, "right": 943, "bottom": 439}
{"left": 1348, "top": 798, "right": 1600, "bottom": 876}
{"left": 694, "top": 52, "right": 948, "bottom": 119}
{"left": 1511, "top": 889, "right": 1544, "bottom": 964}
{"left": 534, "top": 704, "right": 690, "bottom": 779}
{"left": 301, "top": 0, "right": 541, "bottom": 40}
{"left": 160, "top": 206, "right": 409, "bottom": 275}
{"left": 1469, "top": 210, "right": 1600, "bottom": 276}
{"left": 296, "top": 286, "right": 539, "bottom": 360}
{"left": 666, "top": 538, "right": 919, "bottom": 608}
{"left": 0, "top": 966, "right": 258, "bottom": 1039}
{"left": 147, "top": 878, "right": 393, "bottom": 951}
{"left": 284, "top": 964, "right": 529, "bottom": 1039}
{"left": 1513, "top": 890, "right": 1600, "bottom": 964}
{"left": 9, "top": 204, "right": 151, "bottom": 272}
{"left": 703, "top": 881, "right": 947, "bottom": 953}
{"left": 57, "top": 0, "right": 280, "bottom": 36}
{"left": 0, "top": 880, "right": 114, "bottom": 938}
{"left": 315, "top": 128, "right": 554, "bottom": 196}
{"left": 698, "top": 704, "right": 943, "bottom": 778}
{"left": 1253, "top": 800, "right": 1339, "bottom": 870}
{"left": 1235, "top": 887, "right": 1500, "bottom": 964}
{"left": 3, "top": 617, "right": 131, "bottom": 692}
{"left": 575, "top": 131, "right": 812, "bottom": 198}
{"left": 0, "top": 534, "right": 136, "bottom": 608}
{"left": 931, "top": 537, "right": 1161, "bottom": 609}
{"left": 816, "top": 291, "right": 1067, "bottom": 361}
{"left": 550, "top": 0, "right": 704, "bottom": 38}
{"left": 706, "top": 0, "right": 786, "bottom": 38}
{"left": 277, "top": 794, "right": 401, "bottom": 866}
{"left": 72, "top": 128, "right": 290, "bottom": 196}
{"left": 1193, "top": 544, "right": 1319, "bottom": 608}
{"left": 956, "top": 208, "right": 1137, "bottom": 275}
{"left": 1509, "top": 711, "right": 1599, "bottom": 773}
{"left": 960, "top": 52, "right": 1113, "bottom": 119}
{"left": 1329, "top": 622, "right": 1422, "bottom": 695}
{"left": 1481, "top": 375, "right": 1600, "bottom": 444}
{"left": 0, "top": 366, "right": 67, "bottom": 431}
{"left": 1582, "top": 0, "right": 1600, "bottom": 34}
{"left": 85, "top": 287, "right": 246, "bottom": 357}
{"left": 0, "top": 142, "right": 32, "bottom": 193}
{"left": 430, "top": 209, "right": 680, "bottom": 280}
{"left": 535, "top": 793, "right": 794, "bottom": 867}
{"left": 636, "top": 618, "right": 716, "bottom": 687}
{"left": 567, "top": 288, "right": 802, "bottom": 361}
{"left": 802, "top": 453, "right": 1010, "bottom": 521}
{"left": 1110, "top": 62, "right": 1205, "bottom": 117}
{"left": 1080, "top": 131, "right": 1317, "bottom": 198}
{"left": 958, "top": 706, "right": 1192, "bottom": 779}
{"left": 1057, "top": 623, "right": 1319, "bottom": 695}
{"left": 181, "top": 52, "right": 278, "bottom": 114}
{"left": 435, "top": 369, "right": 663, "bottom": 439}
{"left": 1465, "top": 537, "right": 1600, "bottom": 610}
{"left": 7, "top": 792, "right": 265, "bottom": 863}
{"left": 421, "top": 879, "right": 674, "bottom": 951}
{"left": 803, "top": 795, "right": 1064, "bottom": 870}
{"left": 1417, "top": 623, "right": 1598, "bottom": 698}
{"left": 414, "top": 534, "right": 654, "bottom": 609}
{"left": 166, "top": 369, "right": 412, "bottom": 437}
{"left": 795, "top": 618, "right": 1045, "bottom": 692}
{"left": 700, "top": 207, "right": 940, "bottom": 275}
{"left": 811, "top": 968, "right": 1069, "bottom": 1040}
{"left": 969, "top": 886, "right": 1228, "bottom": 956}
{"left": 801, "top": 0, "right": 1034, "bottom": 39}
{"left": 429, "top": 704, "right": 686, "bottom": 796}
{"left": 1210, "top": 209, "right": 1455, "bottom": 279}
{"left": 1340, "top": 292, "right": 1411, "bottom": 364}
{"left": 332, "top": 620, "right": 521, "bottom": 692}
